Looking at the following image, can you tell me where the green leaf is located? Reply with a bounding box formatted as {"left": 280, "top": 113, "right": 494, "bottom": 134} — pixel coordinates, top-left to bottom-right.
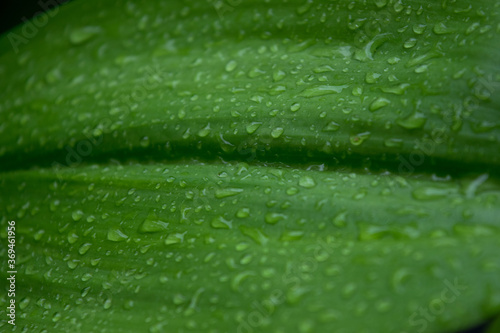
{"left": 0, "top": 0, "right": 499, "bottom": 332}
{"left": 1, "top": 162, "right": 500, "bottom": 332}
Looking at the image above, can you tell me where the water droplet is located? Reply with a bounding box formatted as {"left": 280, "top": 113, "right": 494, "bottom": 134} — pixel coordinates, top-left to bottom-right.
{"left": 384, "top": 138, "right": 403, "bottom": 147}
{"left": 280, "top": 230, "right": 304, "bottom": 241}
{"left": 323, "top": 121, "right": 340, "bottom": 132}
{"left": 265, "top": 212, "right": 286, "bottom": 224}
{"left": 433, "top": 22, "right": 453, "bottom": 34}
{"left": 365, "top": 73, "right": 381, "bottom": 84}
{"left": 49, "top": 199, "right": 60, "bottom": 212}
{"left": 358, "top": 223, "right": 390, "bottom": 241}
{"left": 103, "top": 298, "right": 112, "bottom": 310}
{"left": 381, "top": 83, "right": 410, "bottom": 95}
{"left": 412, "top": 186, "right": 458, "bottom": 201}
{"left": 332, "top": 211, "right": 347, "bottom": 227}
{"left": 236, "top": 208, "right": 250, "bottom": 218}
{"left": 52, "top": 312, "right": 62, "bottom": 322}
{"left": 286, "top": 287, "right": 309, "bottom": 304}
{"left": 197, "top": 124, "right": 211, "bottom": 137}
{"left": 298, "top": 175, "right": 316, "bottom": 188}
{"left": 239, "top": 225, "right": 268, "bottom": 245}
{"left": 246, "top": 122, "right": 262, "bottom": 134}
{"left": 123, "top": 299, "right": 134, "bottom": 310}
{"left": 342, "top": 283, "right": 357, "bottom": 299}
{"left": 273, "top": 70, "right": 286, "bottom": 82}
{"left": 211, "top": 216, "right": 232, "bottom": 229}
{"left": 369, "top": 97, "right": 391, "bottom": 112}
{"left": 392, "top": 268, "right": 411, "bottom": 293}
{"left": 271, "top": 127, "right": 284, "bottom": 138}
{"left": 78, "top": 243, "right": 92, "bottom": 255}
{"left": 403, "top": 38, "right": 417, "bottom": 48}
{"left": 296, "top": 0, "right": 312, "bottom": 14}
{"left": 352, "top": 86, "right": 363, "bottom": 96}
{"left": 413, "top": 24, "right": 427, "bottom": 34}
{"left": 225, "top": 60, "right": 237, "bottom": 72}
{"left": 215, "top": 188, "right": 243, "bottom": 199}
{"left": 397, "top": 108, "right": 428, "bottom": 129}
{"left": 268, "top": 85, "right": 286, "bottom": 96}
{"left": 231, "top": 271, "right": 255, "bottom": 291}
{"left": 81, "top": 273, "right": 93, "bottom": 281}
{"left": 406, "top": 51, "right": 443, "bottom": 68}
{"left": 69, "top": 26, "right": 101, "bottom": 45}
{"left": 139, "top": 213, "right": 169, "bottom": 233}
{"left": 240, "top": 254, "right": 253, "bottom": 265}
{"left": 72, "top": 210, "right": 84, "bottom": 222}
{"left": 248, "top": 67, "right": 266, "bottom": 78}
{"left": 299, "top": 85, "right": 349, "bottom": 97}
{"left": 107, "top": 228, "right": 128, "bottom": 242}
{"left": 140, "top": 136, "right": 150, "bottom": 147}
{"left": 350, "top": 132, "right": 371, "bottom": 146}
{"left": 290, "top": 102, "right": 301, "bottom": 112}
{"left": 465, "top": 174, "right": 488, "bottom": 199}
{"left": 376, "top": 300, "right": 392, "bottom": 313}
{"left": 67, "top": 231, "right": 79, "bottom": 244}
{"left": 33, "top": 229, "right": 45, "bottom": 241}
{"left": 288, "top": 39, "right": 315, "bottom": 52}
{"left": 286, "top": 187, "right": 299, "bottom": 195}
{"left": 165, "top": 232, "right": 186, "bottom": 245}
{"left": 19, "top": 297, "right": 30, "bottom": 310}
{"left": 374, "top": 0, "right": 387, "bottom": 8}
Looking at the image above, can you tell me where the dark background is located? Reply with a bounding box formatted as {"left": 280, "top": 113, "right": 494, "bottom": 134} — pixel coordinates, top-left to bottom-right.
{"left": 0, "top": 1, "right": 493, "bottom": 332}
{"left": 0, "top": 0, "right": 67, "bottom": 35}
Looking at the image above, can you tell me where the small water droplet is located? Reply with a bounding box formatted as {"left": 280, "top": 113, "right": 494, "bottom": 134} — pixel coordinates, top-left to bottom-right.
{"left": 107, "top": 228, "right": 128, "bottom": 242}
{"left": 286, "top": 287, "right": 310, "bottom": 304}
{"left": 396, "top": 112, "right": 426, "bottom": 129}
{"left": 299, "top": 85, "right": 349, "bottom": 97}
{"left": 369, "top": 97, "right": 391, "bottom": 112}
{"left": 265, "top": 212, "right": 287, "bottom": 224}
{"left": 215, "top": 188, "right": 243, "bottom": 199}
{"left": 332, "top": 211, "right": 348, "bottom": 227}
{"left": 239, "top": 225, "right": 268, "bottom": 245}
{"left": 246, "top": 122, "right": 262, "bottom": 134}
{"left": 197, "top": 124, "right": 211, "bottom": 137}
{"left": 273, "top": 70, "right": 286, "bottom": 82}
{"left": 350, "top": 132, "right": 371, "bottom": 146}
{"left": 225, "top": 60, "right": 237, "bottom": 72}
{"left": 384, "top": 138, "right": 403, "bottom": 147}
{"left": 298, "top": 175, "right": 316, "bottom": 188}
{"left": 433, "top": 22, "right": 453, "bottom": 34}
{"left": 412, "top": 186, "right": 458, "bottom": 201}
{"left": 271, "top": 127, "right": 284, "bottom": 138}
{"left": 69, "top": 26, "right": 101, "bottom": 45}
{"left": 211, "top": 216, "right": 233, "bottom": 229}
{"left": 72, "top": 210, "right": 84, "bottom": 222}
{"left": 103, "top": 298, "right": 112, "bottom": 310}
{"left": 139, "top": 213, "right": 169, "bottom": 233}
{"left": 290, "top": 102, "right": 301, "bottom": 112}
{"left": 280, "top": 230, "right": 304, "bottom": 241}
{"left": 236, "top": 208, "right": 250, "bottom": 218}
{"left": 403, "top": 38, "right": 417, "bottom": 48}
{"left": 78, "top": 243, "right": 92, "bottom": 255}
{"left": 323, "top": 121, "right": 340, "bottom": 132}
{"left": 231, "top": 271, "right": 255, "bottom": 291}
{"left": 165, "top": 232, "right": 186, "bottom": 245}
{"left": 52, "top": 312, "right": 62, "bottom": 322}
{"left": 342, "top": 283, "right": 357, "bottom": 299}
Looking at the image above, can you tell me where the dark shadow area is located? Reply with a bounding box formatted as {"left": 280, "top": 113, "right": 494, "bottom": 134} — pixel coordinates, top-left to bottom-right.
{"left": 0, "top": 0, "right": 71, "bottom": 35}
